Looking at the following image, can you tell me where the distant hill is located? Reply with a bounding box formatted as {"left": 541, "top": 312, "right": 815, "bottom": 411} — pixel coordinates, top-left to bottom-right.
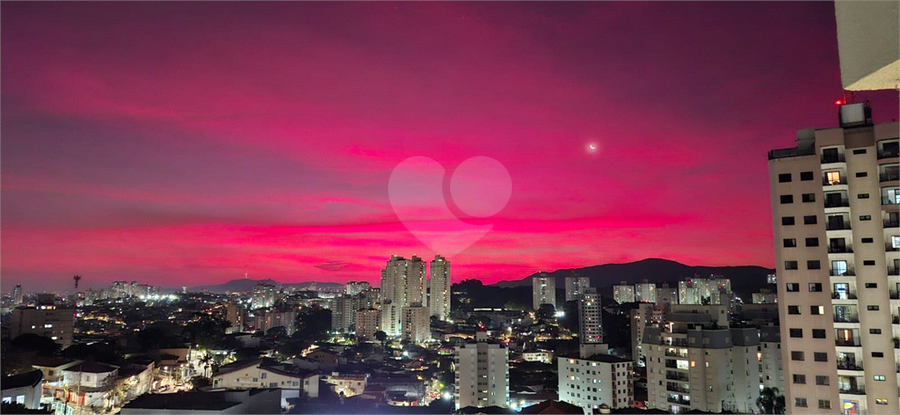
{"left": 189, "top": 278, "right": 344, "bottom": 293}
{"left": 492, "top": 258, "right": 774, "bottom": 298}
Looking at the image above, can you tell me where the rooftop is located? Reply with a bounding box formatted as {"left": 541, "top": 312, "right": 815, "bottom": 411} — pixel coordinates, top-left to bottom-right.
{"left": 64, "top": 362, "right": 118, "bottom": 374}
{"left": 1, "top": 370, "right": 43, "bottom": 390}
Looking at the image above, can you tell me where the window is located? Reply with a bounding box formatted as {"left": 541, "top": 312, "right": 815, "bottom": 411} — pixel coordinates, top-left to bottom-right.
{"left": 805, "top": 238, "right": 819, "bottom": 247}
{"left": 792, "top": 374, "right": 806, "bottom": 384}
{"left": 858, "top": 193, "right": 870, "bottom": 199}
{"left": 800, "top": 171, "right": 814, "bottom": 181}
{"left": 809, "top": 283, "right": 822, "bottom": 292}
{"left": 832, "top": 260, "right": 849, "bottom": 276}
{"left": 865, "top": 283, "right": 878, "bottom": 288}
{"left": 807, "top": 260, "right": 821, "bottom": 270}
{"left": 873, "top": 375, "right": 886, "bottom": 381}
{"left": 893, "top": 236, "right": 900, "bottom": 249}
{"left": 804, "top": 215, "right": 817, "bottom": 224}
{"left": 802, "top": 193, "right": 815, "bottom": 202}
{"left": 816, "top": 376, "right": 829, "bottom": 386}
{"left": 786, "top": 283, "right": 800, "bottom": 292}
{"left": 876, "top": 399, "right": 889, "bottom": 405}
{"left": 261, "top": 372, "right": 266, "bottom": 379}
{"left": 869, "top": 329, "right": 882, "bottom": 334}
{"left": 794, "top": 398, "right": 808, "bottom": 408}
{"left": 778, "top": 173, "right": 792, "bottom": 182}
{"left": 782, "top": 216, "right": 795, "bottom": 226}
{"left": 791, "top": 351, "right": 804, "bottom": 361}
{"left": 812, "top": 329, "right": 826, "bottom": 338}
{"left": 818, "top": 399, "right": 831, "bottom": 409}
{"left": 826, "top": 171, "right": 841, "bottom": 184}
{"left": 783, "top": 238, "right": 797, "bottom": 248}
{"left": 863, "top": 260, "right": 876, "bottom": 266}
{"left": 788, "top": 305, "right": 801, "bottom": 314}
{"left": 853, "top": 149, "right": 867, "bottom": 155}
{"left": 867, "top": 305, "right": 879, "bottom": 311}
{"left": 789, "top": 328, "right": 803, "bottom": 338}
{"left": 860, "top": 215, "right": 871, "bottom": 221}
{"left": 856, "top": 171, "right": 868, "bottom": 177}
{"left": 814, "top": 352, "right": 827, "bottom": 362}
{"left": 872, "top": 352, "right": 884, "bottom": 358}
{"left": 785, "top": 261, "right": 798, "bottom": 270}
{"left": 861, "top": 237, "right": 873, "bottom": 243}
{"left": 781, "top": 195, "right": 794, "bottom": 204}
{"left": 810, "top": 306, "right": 824, "bottom": 315}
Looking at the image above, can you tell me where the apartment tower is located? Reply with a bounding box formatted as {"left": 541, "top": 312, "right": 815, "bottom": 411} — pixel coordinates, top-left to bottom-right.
{"left": 768, "top": 103, "right": 899, "bottom": 414}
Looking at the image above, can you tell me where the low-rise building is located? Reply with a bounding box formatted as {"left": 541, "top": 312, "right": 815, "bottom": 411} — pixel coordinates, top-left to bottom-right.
{"left": 120, "top": 388, "right": 280, "bottom": 414}
{"left": 211, "top": 359, "right": 319, "bottom": 402}
{"left": 558, "top": 354, "right": 634, "bottom": 414}
{"left": 1, "top": 370, "right": 43, "bottom": 409}
{"left": 323, "top": 372, "right": 367, "bottom": 398}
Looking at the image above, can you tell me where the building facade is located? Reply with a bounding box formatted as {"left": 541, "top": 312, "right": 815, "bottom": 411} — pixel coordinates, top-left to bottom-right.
{"left": 532, "top": 273, "right": 556, "bottom": 310}
{"left": 768, "top": 107, "right": 898, "bottom": 414}
{"left": 429, "top": 255, "right": 451, "bottom": 321}
{"left": 402, "top": 305, "right": 431, "bottom": 343}
{"left": 565, "top": 276, "right": 591, "bottom": 302}
{"left": 455, "top": 333, "right": 509, "bottom": 410}
{"left": 613, "top": 282, "right": 635, "bottom": 304}
{"left": 558, "top": 354, "right": 633, "bottom": 414}
{"left": 10, "top": 305, "right": 75, "bottom": 348}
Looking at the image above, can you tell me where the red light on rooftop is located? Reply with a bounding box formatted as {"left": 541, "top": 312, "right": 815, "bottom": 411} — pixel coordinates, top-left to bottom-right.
{"left": 835, "top": 99, "right": 844, "bottom": 106}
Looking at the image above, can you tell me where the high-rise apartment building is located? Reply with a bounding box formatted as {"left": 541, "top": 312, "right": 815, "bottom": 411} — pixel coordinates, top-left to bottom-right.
{"left": 10, "top": 305, "right": 75, "bottom": 348}
{"left": 558, "top": 354, "right": 634, "bottom": 413}
{"left": 532, "top": 273, "right": 556, "bottom": 310}
{"left": 332, "top": 294, "right": 361, "bottom": 333}
{"left": 768, "top": 104, "right": 898, "bottom": 414}
{"left": 429, "top": 255, "right": 451, "bottom": 321}
{"left": 380, "top": 255, "right": 427, "bottom": 335}
{"left": 578, "top": 288, "right": 603, "bottom": 345}
{"left": 613, "top": 281, "right": 635, "bottom": 304}
{"left": 12, "top": 284, "right": 23, "bottom": 306}
{"left": 644, "top": 306, "right": 760, "bottom": 414}
{"left": 565, "top": 276, "right": 591, "bottom": 302}
{"left": 402, "top": 304, "right": 431, "bottom": 343}
{"left": 635, "top": 279, "right": 657, "bottom": 303}
{"left": 630, "top": 302, "right": 665, "bottom": 366}
{"left": 455, "top": 332, "right": 509, "bottom": 410}
{"left": 224, "top": 302, "right": 245, "bottom": 334}
{"left": 346, "top": 281, "right": 370, "bottom": 296}
{"left": 355, "top": 308, "right": 380, "bottom": 342}
{"left": 250, "top": 282, "right": 276, "bottom": 310}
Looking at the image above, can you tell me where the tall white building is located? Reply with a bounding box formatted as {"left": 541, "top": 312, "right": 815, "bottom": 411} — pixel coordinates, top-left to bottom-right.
{"left": 532, "top": 273, "right": 556, "bottom": 310}
{"left": 455, "top": 332, "right": 509, "bottom": 410}
{"left": 332, "top": 294, "right": 360, "bottom": 333}
{"left": 251, "top": 282, "right": 276, "bottom": 310}
{"left": 565, "top": 276, "right": 591, "bottom": 302}
{"left": 558, "top": 354, "right": 633, "bottom": 413}
{"left": 630, "top": 302, "right": 665, "bottom": 366}
{"left": 12, "top": 284, "right": 23, "bottom": 306}
{"left": 759, "top": 325, "right": 785, "bottom": 392}
{"left": 768, "top": 107, "right": 899, "bottom": 414}
{"left": 613, "top": 282, "right": 635, "bottom": 304}
{"left": 355, "top": 308, "right": 380, "bottom": 342}
{"left": 402, "top": 304, "right": 431, "bottom": 343}
{"left": 644, "top": 311, "right": 761, "bottom": 414}
{"left": 635, "top": 279, "right": 657, "bottom": 303}
{"left": 429, "top": 255, "right": 451, "bottom": 321}
{"left": 380, "top": 255, "right": 426, "bottom": 336}
{"left": 656, "top": 283, "right": 678, "bottom": 308}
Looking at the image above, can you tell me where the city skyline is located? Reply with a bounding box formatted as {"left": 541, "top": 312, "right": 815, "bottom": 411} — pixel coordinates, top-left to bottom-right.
{"left": 3, "top": 2, "right": 899, "bottom": 292}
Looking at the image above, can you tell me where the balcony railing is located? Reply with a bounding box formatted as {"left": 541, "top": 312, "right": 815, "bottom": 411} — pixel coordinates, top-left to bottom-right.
{"left": 828, "top": 247, "right": 853, "bottom": 254}
{"left": 823, "top": 154, "right": 846, "bottom": 164}
{"left": 665, "top": 371, "right": 689, "bottom": 382}
{"left": 665, "top": 361, "right": 678, "bottom": 369}
{"left": 833, "top": 292, "right": 858, "bottom": 300}
{"left": 881, "top": 173, "right": 899, "bottom": 183}
{"left": 837, "top": 362, "right": 864, "bottom": 371}
{"left": 839, "top": 387, "right": 866, "bottom": 395}
{"left": 893, "top": 315, "right": 899, "bottom": 324}
{"left": 878, "top": 150, "right": 899, "bottom": 159}
{"left": 835, "top": 337, "right": 862, "bottom": 347}
{"left": 667, "top": 396, "right": 691, "bottom": 405}
{"left": 890, "top": 291, "right": 899, "bottom": 300}
{"left": 831, "top": 269, "right": 856, "bottom": 276}
{"left": 834, "top": 315, "right": 859, "bottom": 323}
{"left": 666, "top": 383, "right": 690, "bottom": 393}
{"left": 885, "top": 220, "right": 899, "bottom": 228}
{"left": 825, "top": 200, "right": 850, "bottom": 208}
{"left": 824, "top": 178, "right": 849, "bottom": 186}
{"left": 826, "top": 223, "right": 852, "bottom": 230}
{"left": 887, "top": 244, "right": 899, "bottom": 252}
{"left": 883, "top": 197, "right": 899, "bottom": 206}
{"left": 889, "top": 268, "right": 899, "bottom": 276}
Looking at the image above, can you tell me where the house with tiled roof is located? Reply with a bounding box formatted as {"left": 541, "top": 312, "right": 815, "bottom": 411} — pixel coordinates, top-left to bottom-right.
{"left": 211, "top": 359, "right": 319, "bottom": 409}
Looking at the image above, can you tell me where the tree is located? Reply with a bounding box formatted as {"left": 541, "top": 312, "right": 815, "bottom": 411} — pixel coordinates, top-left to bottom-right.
{"left": 374, "top": 331, "right": 387, "bottom": 348}
{"left": 190, "top": 376, "right": 211, "bottom": 390}
{"left": 11, "top": 334, "right": 60, "bottom": 355}
{"left": 536, "top": 303, "right": 556, "bottom": 321}
{"left": 757, "top": 387, "right": 785, "bottom": 414}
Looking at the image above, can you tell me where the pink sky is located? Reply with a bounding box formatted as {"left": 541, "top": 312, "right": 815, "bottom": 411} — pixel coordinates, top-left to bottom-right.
{"left": 2, "top": 2, "right": 898, "bottom": 291}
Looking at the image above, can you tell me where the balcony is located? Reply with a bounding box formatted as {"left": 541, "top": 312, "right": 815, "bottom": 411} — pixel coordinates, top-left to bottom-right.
{"left": 667, "top": 396, "right": 691, "bottom": 405}
{"left": 881, "top": 173, "right": 900, "bottom": 183}
{"left": 889, "top": 268, "right": 899, "bottom": 276}
{"left": 834, "top": 315, "right": 860, "bottom": 323}
{"left": 823, "top": 154, "right": 846, "bottom": 164}
{"left": 831, "top": 269, "right": 856, "bottom": 277}
{"left": 835, "top": 337, "right": 862, "bottom": 347}
{"left": 828, "top": 247, "right": 854, "bottom": 254}
{"left": 769, "top": 146, "right": 815, "bottom": 160}
{"left": 893, "top": 315, "right": 899, "bottom": 324}
{"left": 890, "top": 291, "right": 899, "bottom": 300}
{"left": 833, "top": 292, "right": 858, "bottom": 300}
{"left": 885, "top": 220, "right": 899, "bottom": 228}
{"left": 825, "top": 200, "right": 851, "bottom": 208}
{"left": 665, "top": 360, "right": 679, "bottom": 369}
{"left": 837, "top": 362, "right": 864, "bottom": 371}
{"left": 887, "top": 243, "right": 899, "bottom": 252}
{"left": 883, "top": 197, "right": 899, "bottom": 206}
{"left": 826, "top": 223, "right": 852, "bottom": 231}
{"left": 665, "top": 371, "right": 689, "bottom": 382}
{"left": 824, "top": 177, "right": 849, "bottom": 186}
{"left": 839, "top": 387, "right": 866, "bottom": 395}
{"left": 666, "top": 383, "right": 690, "bottom": 394}
{"left": 879, "top": 150, "right": 899, "bottom": 159}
